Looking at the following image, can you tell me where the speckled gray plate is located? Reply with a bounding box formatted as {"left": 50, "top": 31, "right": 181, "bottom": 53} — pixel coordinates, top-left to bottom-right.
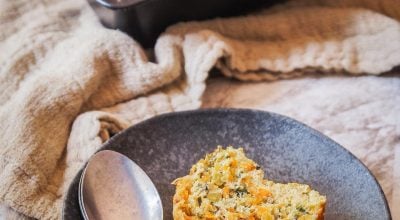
{"left": 63, "top": 109, "right": 391, "bottom": 220}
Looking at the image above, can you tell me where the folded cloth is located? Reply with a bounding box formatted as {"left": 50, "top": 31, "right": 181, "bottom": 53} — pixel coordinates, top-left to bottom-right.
{"left": 0, "top": 0, "right": 399, "bottom": 219}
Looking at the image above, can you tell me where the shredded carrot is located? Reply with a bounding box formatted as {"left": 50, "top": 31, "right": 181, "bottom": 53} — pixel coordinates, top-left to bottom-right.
{"left": 223, "top": 186, "right": 230, "bottom": 198}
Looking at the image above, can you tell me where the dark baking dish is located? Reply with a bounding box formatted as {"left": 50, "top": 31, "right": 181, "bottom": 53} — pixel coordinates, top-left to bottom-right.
{"left": 89, "top": 0, "right": 281, "bottom": 47}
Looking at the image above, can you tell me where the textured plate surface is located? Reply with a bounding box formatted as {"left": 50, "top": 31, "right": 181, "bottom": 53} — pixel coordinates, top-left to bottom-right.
{"left": 63, "top": 109, "right": 391, "bottom": 220}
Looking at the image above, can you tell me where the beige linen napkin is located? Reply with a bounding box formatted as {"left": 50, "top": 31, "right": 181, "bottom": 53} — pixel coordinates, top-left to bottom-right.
{"left": 0, "top": 0, "right": 399, "bottom": 219}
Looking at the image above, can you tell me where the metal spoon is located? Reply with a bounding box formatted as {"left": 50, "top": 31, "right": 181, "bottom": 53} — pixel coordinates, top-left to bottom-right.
{"left": 79, "top": 150, "right": 163, "bottom": 220}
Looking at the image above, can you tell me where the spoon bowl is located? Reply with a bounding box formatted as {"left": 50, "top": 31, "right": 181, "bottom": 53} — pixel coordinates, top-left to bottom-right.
{"left": 79, "top": 150, "right": 163, "bottom": 220}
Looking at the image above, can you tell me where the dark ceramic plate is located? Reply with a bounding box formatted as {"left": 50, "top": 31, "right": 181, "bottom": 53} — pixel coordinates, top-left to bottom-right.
{"left": 63, "top": 109, "right": 391, "bottom": 220}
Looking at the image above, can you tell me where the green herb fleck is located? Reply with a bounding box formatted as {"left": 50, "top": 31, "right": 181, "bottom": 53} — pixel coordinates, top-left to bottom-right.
{"left": 235, "top": 187, "right": 249, "bottom": 197}
{"left": 297, "top": 206, "right": 306, "bottom": 213}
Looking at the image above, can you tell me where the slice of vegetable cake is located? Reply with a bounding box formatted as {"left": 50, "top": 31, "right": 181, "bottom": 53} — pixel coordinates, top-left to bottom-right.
{"left": 173, "top": 146, "right": 326, "bottom": 220}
